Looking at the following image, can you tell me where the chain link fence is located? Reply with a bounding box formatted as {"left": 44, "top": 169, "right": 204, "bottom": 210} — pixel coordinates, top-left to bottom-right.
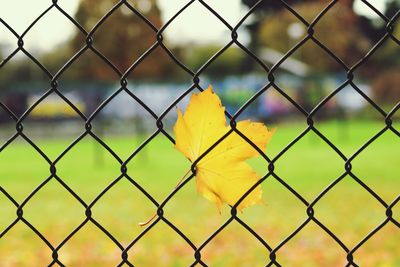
{"left": 0, "top": 0, "right": 399, "bottom": 266}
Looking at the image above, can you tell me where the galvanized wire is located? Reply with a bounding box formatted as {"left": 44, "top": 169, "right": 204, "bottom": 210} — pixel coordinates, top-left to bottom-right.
{"left": 0, "top": 0, "right": 399, "bottom": 266}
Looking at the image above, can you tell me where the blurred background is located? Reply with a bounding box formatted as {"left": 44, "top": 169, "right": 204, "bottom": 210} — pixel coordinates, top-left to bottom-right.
{"left": 0, "top": 0, "right": 398, "bottom": 129}
{"left": 0, "top": 0, "right": 399, "bottom": 266}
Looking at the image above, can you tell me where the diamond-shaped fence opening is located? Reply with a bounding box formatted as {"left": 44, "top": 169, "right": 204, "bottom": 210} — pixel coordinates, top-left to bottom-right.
{"left": 0, "top": 0, "right": 399, "bottom": 266}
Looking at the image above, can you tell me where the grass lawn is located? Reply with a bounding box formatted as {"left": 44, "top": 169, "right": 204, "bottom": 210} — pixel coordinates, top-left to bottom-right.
{"left": 0, "top": 119, "right": 399, "bottom": 266}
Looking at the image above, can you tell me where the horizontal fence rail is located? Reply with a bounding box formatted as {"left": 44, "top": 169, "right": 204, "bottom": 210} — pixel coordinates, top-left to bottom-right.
{"left": 0, "top": 0, "right": 399, "bottom": 266}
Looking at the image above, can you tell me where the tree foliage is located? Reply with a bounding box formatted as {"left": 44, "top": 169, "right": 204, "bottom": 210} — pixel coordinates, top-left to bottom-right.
{"left": 258, "top": 2, "right": 371, "bottom": 72}
{"left": 68, "top": 0, "right": 172, "bottom": 81}
{"left": 242, "top": 0, "right": 399, "bottom": 104}
{"left": 182, "top": 44, "right": 246, "bottom": 78}
{"left": 372, "top": 68, "right": 400, "bottom": 105}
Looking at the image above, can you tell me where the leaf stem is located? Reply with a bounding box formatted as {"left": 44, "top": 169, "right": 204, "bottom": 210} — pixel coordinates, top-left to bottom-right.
{"left": 139, "top": 168, "right": 193, "bottom": 227}
{"left": 138, "top": 212, "right": 157, "bottom": 227}
{"left": 174, "top": 167, "right": 192, "bottom": 189}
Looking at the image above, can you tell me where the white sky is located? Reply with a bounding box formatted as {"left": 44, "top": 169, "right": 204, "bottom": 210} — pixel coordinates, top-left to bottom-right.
{"left": 0, "top": 0, "right": 389, "bottom": 54}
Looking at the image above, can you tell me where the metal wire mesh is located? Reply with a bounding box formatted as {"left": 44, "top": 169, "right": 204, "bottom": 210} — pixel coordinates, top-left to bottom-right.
{"left": 0, "top": 0, "right": 399, "bottom": 266}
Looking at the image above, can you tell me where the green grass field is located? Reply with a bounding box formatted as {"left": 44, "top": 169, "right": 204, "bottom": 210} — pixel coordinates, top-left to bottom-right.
{"left": 1, "top": 120, "right": 399, "bottom": 266}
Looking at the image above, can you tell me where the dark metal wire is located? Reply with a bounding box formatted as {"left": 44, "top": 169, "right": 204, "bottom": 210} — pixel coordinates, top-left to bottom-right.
{"left": 0, "top": 0, "right": 398, "bottom": 266}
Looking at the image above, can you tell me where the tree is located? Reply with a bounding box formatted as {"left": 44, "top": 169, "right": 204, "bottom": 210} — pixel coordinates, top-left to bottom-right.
{"left": 242, "top": 0, "right": 399, "bottom": 104}
{"left": 182, "top": 44, "right": 246, "bottom": 78}
{"left": 369, "top": 22, "right": 399, "bottom": 105}
{"left": 257, "top": 1, "right": 371, "bottom": 72}
{"left": 241, "top": 0, "right": 326, "bottom": 51}
{"left": 372, "top": 68, "right": 400, "bottom": 105}
{"left": 241, "top": 0, "right": 398, "bottom": 73}
{"left": 68, "top": 0, "right": 173, "bottom": 81}
{"left": 358, "top": 0, "right": 400, "bottom": 44}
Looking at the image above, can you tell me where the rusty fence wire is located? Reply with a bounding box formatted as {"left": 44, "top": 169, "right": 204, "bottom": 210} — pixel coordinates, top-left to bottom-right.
{"left": 0, "top": 0, "right": 399, "bottom": 266}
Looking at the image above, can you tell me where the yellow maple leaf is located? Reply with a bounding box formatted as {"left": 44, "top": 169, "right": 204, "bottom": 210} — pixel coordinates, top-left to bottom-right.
{"left": 174, "top": 85, "right": 275, "bottom": 212}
